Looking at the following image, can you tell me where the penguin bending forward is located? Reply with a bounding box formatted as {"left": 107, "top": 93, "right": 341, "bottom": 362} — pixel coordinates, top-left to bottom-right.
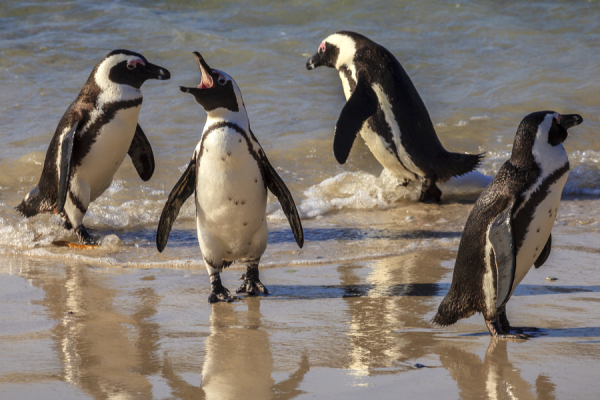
{"left": 306, "top": 31, "right": 484, "bottom": 202}
{"left": 156, "top": 52, "right": 304, "bottom": 303}
{"left": 433, "top": 111, "right": 582, "bottom": 338}
{"left": 17, "top": 50, "right": 170, "bottom": 244}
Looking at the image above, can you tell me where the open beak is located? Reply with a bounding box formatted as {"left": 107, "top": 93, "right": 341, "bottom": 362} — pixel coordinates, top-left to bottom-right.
{"left": 141, "top": 62, "right": 170, "bottom": 81}
{"left": 306, "top": 52, "right": 322, "bottom": 70}
{"left": 559, "top": 114, "right": 583, "bottom": 130}
{"left": 180, "top": 52, "right": 214, "bottom": 94}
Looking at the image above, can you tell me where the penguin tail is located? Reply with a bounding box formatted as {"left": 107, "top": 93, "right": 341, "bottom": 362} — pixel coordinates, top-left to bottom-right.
{"left": 431, "top": 290, "right": 464, "bottom": 327}
{"left": 435, "top": 151, "right": 485, "bottom": 181}
{"left": 16, "top": 186, "right": 51, "bottom": 218}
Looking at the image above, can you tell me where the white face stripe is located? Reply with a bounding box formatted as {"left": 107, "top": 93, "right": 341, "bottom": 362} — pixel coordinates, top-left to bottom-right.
{"left": 325, "top": 33, "right": 357, "bottom": 82}
{"left": 94, "top": 54, "right": 144, "bottom": 105}
{"left": 203, "top": 71, "right": 250, "bottom": 133}
{"left": 79, "top": 54, "right": 145, "bottom": 143}
{"left": 513, "top": 113, "right": 569, "bottom": 216}
{"left": 532, "top": 113, "right": 568, "bottom": 174}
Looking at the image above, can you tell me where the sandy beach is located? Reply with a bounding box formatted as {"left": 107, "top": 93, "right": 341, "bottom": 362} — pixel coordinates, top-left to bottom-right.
{"left": 2, "top": 204, "right": 600, "bottom": 399}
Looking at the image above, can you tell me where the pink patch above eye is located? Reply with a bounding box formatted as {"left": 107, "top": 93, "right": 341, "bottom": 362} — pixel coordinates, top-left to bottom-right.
{"left": 127, "top": 59, "right": 146, "bottom": 68}
{"left": 556, "top": 114, "right": 562, "bottom": 123}
{"left": 319, "top": 41, "right": 326, "bottom": 53}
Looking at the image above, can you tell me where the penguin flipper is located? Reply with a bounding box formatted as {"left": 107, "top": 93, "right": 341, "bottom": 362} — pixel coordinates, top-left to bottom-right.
{"left": 261, "top": 155, "right": 304, "bottom": 248}
{"left": 56, "top": 120, "right": 79, "bottom": 214}
{"left": 156, "top": 158, "right": 196, "bottom": 252}
{"left": 534, "top": 234, "right": 552, "bottom": 269}
{"left": 333, "top": 76, "right": 377, "bottom": 164}
{"left": 128, "top": 124, "right": 155, "bottom": 182}
{"left": 488, "top": 201, "right": 516, "bottom": 309}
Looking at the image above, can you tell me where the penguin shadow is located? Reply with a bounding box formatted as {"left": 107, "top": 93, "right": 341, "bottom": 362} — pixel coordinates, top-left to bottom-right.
{"left": 91, "top": 226, "right": 462, "bottom": 249}
{"left": 107, "top": 227, "right": 464, "bottom": 248}
{"left": 439, "top": 339, "right": 557, "bottom": 400}
{"left": 161, "top": 298, "right": 310, "bottom": 400}
{"left": 266, "top": 282, "right": 600, "bottom": 301}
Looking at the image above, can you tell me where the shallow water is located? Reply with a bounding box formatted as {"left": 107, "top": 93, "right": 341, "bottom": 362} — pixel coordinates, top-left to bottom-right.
{"left": 1, "top": 0, "right": 600, "bottom": 398}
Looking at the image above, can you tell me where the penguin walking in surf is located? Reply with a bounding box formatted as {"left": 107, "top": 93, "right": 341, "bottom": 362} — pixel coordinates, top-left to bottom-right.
{"left": 156, "top": 52, "right": 303, "bottom": 303}
{"left": 17, "top": 50, "right": 170, "bottom": 245}
{"left": 306, "top": 31, "right": 483, "bottom": 202}
{"left": 433, "top": 111, "right": 582, "bottom": 338}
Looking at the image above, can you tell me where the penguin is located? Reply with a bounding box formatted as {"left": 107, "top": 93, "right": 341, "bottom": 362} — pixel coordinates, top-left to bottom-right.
{"left": 17, "top": 49, "right": 170, "bottom": 245}
{"left": 156, "top": 52, "right": 303, "bottom": 303}
{"left": 306, "top": 31, "right": 484, "bottom": 202}
{"left": 432, "top": 111, "right": 583, "bottom": 338}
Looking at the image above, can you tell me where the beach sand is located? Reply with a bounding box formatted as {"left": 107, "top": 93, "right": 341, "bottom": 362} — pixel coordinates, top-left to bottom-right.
{"left": 2, "top": 205, "right": 600, "bottom": 399}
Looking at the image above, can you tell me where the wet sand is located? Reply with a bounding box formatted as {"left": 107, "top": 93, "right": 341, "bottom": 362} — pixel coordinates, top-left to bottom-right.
{"left": 2, "top": 222, "right": 600, "bottom": 399}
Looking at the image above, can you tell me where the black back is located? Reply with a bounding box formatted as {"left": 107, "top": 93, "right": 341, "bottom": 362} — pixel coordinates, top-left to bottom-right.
{"left": 333, "top": 31, "right": 483, "bottom": 179}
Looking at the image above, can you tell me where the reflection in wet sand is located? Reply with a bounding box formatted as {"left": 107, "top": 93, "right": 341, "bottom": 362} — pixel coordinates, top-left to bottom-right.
{"left": 24, "top": 263, "right": 158, "bottom": 398}
{"left": 440, "top": 339, "right": 557, "bottom": 400}
{"left": 18, "top": 262, "right": 310, "bottom": 400}
{"left": 162, "top": 299, "right": 309, "bottom": 400}
{"left": 340, "top": 250, "right": 452, "bottom": 376}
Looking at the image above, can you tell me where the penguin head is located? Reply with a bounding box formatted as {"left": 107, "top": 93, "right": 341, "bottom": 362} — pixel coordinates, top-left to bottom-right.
{"left": 96, "top": 49, "right": 170, "bottom": 90}
{"left": 306, "top": 32, "right": 363, "bottom": 71}
{"left": 180, "top": 52, "right": 244, "bottom": 115}
{"left": 511, "top": 111, "right": 583, "bottom": 168}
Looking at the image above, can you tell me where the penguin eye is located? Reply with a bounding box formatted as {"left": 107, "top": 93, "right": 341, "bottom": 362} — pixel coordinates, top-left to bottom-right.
{"left": 127, "top": 59, "right": 145, "bottom": 70}
{"left": 214, "top": 71, "right": 227, "bottom": 85}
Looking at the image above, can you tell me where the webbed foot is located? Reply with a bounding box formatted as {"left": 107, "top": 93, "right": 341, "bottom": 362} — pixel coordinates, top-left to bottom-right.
{"left": 208, "top": 274, "right": 238, "bottom": 303}
{"left": 419, "top": 177, "right": 442, "bottom": 203}
{"left": 236, "top": 266, "right": 269, "bottom": 295}
{"left": 75, "top": 225, "right": 98, "bottom": 245}
{"left": 486, "top": 318, "right": 528, "bottom": 340}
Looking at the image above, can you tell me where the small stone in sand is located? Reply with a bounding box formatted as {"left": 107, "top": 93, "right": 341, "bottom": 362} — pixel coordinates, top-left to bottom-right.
{"left": 546, "top": 277, "right": 558, "bottom": 282}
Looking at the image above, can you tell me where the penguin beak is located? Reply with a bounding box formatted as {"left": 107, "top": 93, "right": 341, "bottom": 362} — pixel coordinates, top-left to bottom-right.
{"left": 306, "top": 52, "right": 322, "bottom": 70}
{"left": 141, "top": 62, "right": 171, "bottom": 81}
{"left": 559, "top": 114, "right": 583, "bottom": 130}
{"left": 180, "top": 52, "right": 214, "bottom": 95}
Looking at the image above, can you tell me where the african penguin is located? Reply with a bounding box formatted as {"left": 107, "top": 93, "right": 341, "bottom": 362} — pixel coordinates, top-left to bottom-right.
{"left": 433, "top": 111, "right": 583, "bottom": 338}
{"left": 156, "top": 52, "right": 304, "bottom": 303}
{"left": 306, "top": 31, "right": 484, "bottom": 202}
{"left": 17, "top": 49, "right": 170, "bottom": 244}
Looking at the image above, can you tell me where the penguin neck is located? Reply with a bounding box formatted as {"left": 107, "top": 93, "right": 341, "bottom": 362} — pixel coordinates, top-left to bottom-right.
{"left": 205, "top": 107, "right": 249, "bottom": 132}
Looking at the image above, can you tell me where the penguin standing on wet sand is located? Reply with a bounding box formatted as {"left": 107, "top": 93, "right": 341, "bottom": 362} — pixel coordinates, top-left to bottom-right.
{"left": 433, "top": 111, "right": 583, "bottom": 338}
{"left": 156, "top": 52, "right": 303, "bottom": 303}
{"left": 17, "top": 50, "right": 170, "bottom": 244}
{"left": 306, "top": 31, "right": 484, "bottom": 202}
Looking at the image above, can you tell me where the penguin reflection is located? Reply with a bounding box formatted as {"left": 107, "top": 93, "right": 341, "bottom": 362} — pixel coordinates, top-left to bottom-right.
{"left": 440, "top": 339, "right": 557, "bottom": 400}
{"left": 340, "top": 250, "right": 451, "bottom": 374}
{"left": 21, "top": 264, "right": 161, "bottom": 398}
{"left": 162, "top": 298, "right": 309, "bottom": 400}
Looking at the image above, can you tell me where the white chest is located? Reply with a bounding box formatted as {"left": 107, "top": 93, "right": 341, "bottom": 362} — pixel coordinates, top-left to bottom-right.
{"left": 513, "top": 172, "right": 568, "bottom": 289}
{"left": 76, "top": 106, "right": 141, "bottom": 199}
{"left": 196, "top": 127, "right": 267, "bottom": 234}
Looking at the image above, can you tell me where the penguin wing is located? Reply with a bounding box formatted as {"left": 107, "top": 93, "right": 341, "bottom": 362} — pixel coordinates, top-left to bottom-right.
{"left": 333, "top": 75, "right": 378, "bottom": 164}
{"left": 56, "top": 119, "right": 80, "bottom": 214}
{"left": 488, "top": 200, "right": 517, "bottom": 309}
{"left": 534, "top": 234, "right": 551, "bottom": 269}
{"left": 261, "top": 153, "right": 304, "bottom": 248}
{"left": 128, "top": 124, "right": 155, "bottom": 182}
{"left": 156, "top": 158, "right": 196, "bottom": 252}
